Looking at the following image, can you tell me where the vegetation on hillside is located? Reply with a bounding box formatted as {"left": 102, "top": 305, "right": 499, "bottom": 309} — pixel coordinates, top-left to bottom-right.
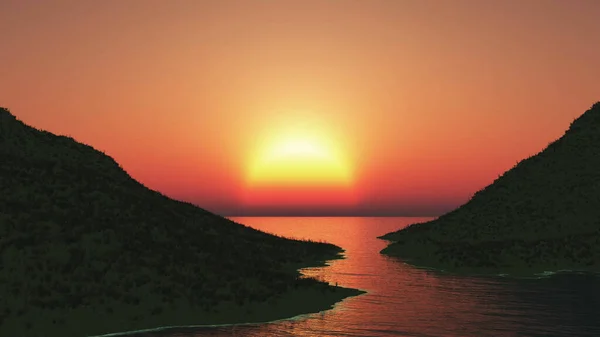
{"left": 0, "top": 107, "right": 364, "bottom": 337}
{"left": 380, "top": 101, "right": 600, "bottom": 276}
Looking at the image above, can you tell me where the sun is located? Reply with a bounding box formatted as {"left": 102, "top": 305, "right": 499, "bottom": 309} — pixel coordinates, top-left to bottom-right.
{"left": 246, "top": 132, "right": 353, "bottom": 188}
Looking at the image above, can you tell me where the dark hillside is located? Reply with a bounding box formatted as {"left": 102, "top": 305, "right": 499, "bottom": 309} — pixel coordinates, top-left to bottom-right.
{"left": 0, "top": 107, "right": 363, "bottom": 337}
{"left": 380, "top": 102, "right": 600, "bottom": 275}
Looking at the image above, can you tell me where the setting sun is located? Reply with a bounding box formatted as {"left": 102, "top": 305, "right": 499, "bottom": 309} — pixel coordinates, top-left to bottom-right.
{"left": 242, "top": 121, "right": 357, "bottom": 211}
{"left": 246, "top": 133, "right": 352, "bottom": 187}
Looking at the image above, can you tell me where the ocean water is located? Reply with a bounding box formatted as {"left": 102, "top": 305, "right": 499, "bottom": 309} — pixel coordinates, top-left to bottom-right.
{"left": 132, "top": 217, "right": 600, "bottom": 337}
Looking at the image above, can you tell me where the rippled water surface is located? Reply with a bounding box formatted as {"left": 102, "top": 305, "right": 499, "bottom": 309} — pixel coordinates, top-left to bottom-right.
{"left": 133, "top": 217, "right": 600, "bottom": 337}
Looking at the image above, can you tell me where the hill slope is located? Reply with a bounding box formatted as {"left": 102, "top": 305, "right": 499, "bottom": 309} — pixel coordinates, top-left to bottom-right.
{"left": 380, "top": 101, "right": 600, "bottom": 276}
{"left": 0, "top": 107, "right": 364, "bottom": 337}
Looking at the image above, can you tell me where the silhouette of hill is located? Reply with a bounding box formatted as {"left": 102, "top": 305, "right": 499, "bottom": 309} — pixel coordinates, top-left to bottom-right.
{"left": 380, "top": 101, "right": 600, "bottom": 276}
{"left": 0, "top": 107, "right": 364, "bottom": 337}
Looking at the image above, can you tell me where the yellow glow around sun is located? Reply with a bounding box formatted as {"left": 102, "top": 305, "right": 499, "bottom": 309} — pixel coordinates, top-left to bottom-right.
{"left": 246, "top": 130, "right": 352, "bottom": 187}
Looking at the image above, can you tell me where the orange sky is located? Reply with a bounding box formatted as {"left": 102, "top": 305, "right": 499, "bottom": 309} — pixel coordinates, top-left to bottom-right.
{"left": 1, "top": 0, "right": 599, "bottom": 216}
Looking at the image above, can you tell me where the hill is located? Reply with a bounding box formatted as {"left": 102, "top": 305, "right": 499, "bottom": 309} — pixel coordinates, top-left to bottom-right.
{"left": 380, "top": 101, "right": 600, "bottom": 276}
{"left": 0, "top": 107, "right": 364, "bottom": 337}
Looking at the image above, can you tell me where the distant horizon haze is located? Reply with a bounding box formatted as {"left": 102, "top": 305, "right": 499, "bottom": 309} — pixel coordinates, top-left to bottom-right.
{"left": 1, "top": 0, "right": 599, "bottom": 216}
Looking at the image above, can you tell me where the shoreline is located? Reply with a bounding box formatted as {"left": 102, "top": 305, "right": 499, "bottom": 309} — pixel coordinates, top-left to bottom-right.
{"left": 89, "top": 285, "right": 367, "bottom": 337}
{"left": 4, "top": 279, "right": 366, "bottom": 337}
{"left": 381, "top": 246, "right": 600, "bottom": 279}
{"left": 379, "top": 231, "right": 600, "bottom": 279}
{"left": 389, "top": 259, "right": 600, "bottom": 279}
{"left": 2, "top": 253, "right": 366, "bottom": 337}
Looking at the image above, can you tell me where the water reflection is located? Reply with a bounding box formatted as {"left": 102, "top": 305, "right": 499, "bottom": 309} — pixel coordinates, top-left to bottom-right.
{"left": 131, "top": 217, "right": 600, "bottom": 337}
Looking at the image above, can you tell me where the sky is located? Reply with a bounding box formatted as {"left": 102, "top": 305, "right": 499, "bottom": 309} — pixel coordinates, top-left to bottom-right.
{"left": 1, "top": 0, "right": 599, "bottom": 216}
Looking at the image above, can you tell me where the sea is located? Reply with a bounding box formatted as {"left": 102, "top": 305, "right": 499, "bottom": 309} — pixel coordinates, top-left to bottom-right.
{"left": 129, "top": 217, "right": 600, "bottom": 337}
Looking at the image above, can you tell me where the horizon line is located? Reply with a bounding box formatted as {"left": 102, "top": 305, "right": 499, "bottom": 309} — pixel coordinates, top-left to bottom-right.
{"left": 220, "top": 214, "right": 442, "bottom": 218}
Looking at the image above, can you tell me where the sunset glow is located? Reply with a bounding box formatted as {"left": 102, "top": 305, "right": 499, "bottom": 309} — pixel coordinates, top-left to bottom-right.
{"left": 1, "top": 0, "right": 599, "bottom": 215}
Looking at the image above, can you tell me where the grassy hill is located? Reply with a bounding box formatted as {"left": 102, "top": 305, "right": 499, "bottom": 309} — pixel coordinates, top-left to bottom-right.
{"left": 380, "top": 101, "right": 600, "bottom": 276}
{"left": 0, "top": 107, "right": 364, "bottom": 337}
